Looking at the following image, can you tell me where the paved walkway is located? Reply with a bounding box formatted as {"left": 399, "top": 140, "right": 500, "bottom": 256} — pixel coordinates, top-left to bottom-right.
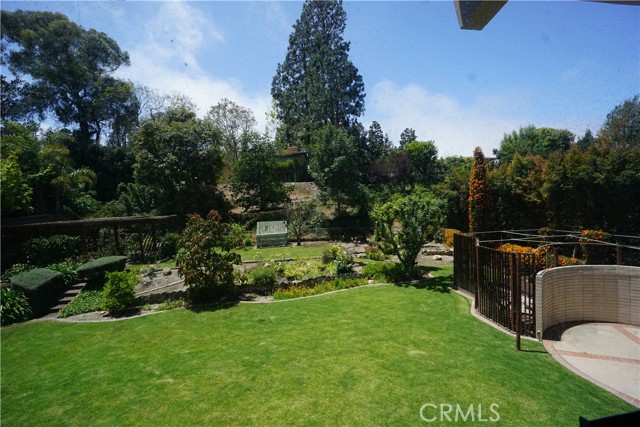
{"left": 544, "top": 323, "right": 640, "bottom": 407}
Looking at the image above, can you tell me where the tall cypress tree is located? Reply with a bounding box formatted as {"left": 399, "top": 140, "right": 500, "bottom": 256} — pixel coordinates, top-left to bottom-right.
{"left": 271, "top": 0, "right": 365, "bottom": 148}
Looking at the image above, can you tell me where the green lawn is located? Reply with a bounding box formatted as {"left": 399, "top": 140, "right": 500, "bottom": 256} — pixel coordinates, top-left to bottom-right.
{"left": 1, "top": 267, "right": 634, "bottom": 426}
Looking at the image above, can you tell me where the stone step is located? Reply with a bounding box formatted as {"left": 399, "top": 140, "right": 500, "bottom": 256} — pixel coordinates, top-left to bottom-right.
{"left": 43, "top": 282, "right": 88, "bottom": 318}
{"left": 50, "top": 304, "right": 67, "bottom": 312}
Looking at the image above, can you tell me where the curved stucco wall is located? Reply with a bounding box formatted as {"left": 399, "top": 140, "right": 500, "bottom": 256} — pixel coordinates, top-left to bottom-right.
{"left": 535, "top": 265, "right": 640, "bottom": 339}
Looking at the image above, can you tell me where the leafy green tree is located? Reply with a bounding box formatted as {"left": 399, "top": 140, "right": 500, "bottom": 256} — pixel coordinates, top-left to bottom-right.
{"left": 132, "top": 104, "right": 223, "bottom": 217}
{"left": 0, "top": 154, "right": 33, "bottom": 215}
{"left": 490, "top": 153, "right": 546, "bottom": 229}
{"left": 372, "top": 195, "right": 444, "bottom": 272}
{"left": 432, "top": 157, "right": 472, "bottom": 231}
{"left": 405, "top": 140, "right": 439, "bottom": 187}
{"left": 176, "top": 210, "right": 241, "bottom": 302}
{"left": 206, "top": 98, "right": 257, "bottom": 166}
{"left": 286, "top": 199, "right": 322, "bottom": 246}
{"left": 232, "top": 132, "right": 290, "bottom": 211}
{"left": 468, "top": 147, "right": 491, "bottom": 232}
{"left": 271, "top": 0, "right": 365, "bottom": 147}
{"left": 494, "top": 125, "right": 574, "bottom": 164}
{"left": 577, "top": 129, "right": 596, "bottom": 150}
{"left": 366, "top": 121, "right": 392, "bottom": 162}
{"left": 1, "top": 11, "right": 137, "bottom": 162}
{"left": 309, "top": 125, "right": 365, "bottom": 213}
{"left": 598, "top": 95, "right": 640, "bottom": 149}
{"left": 399, "top": 128, "right": 417, "bottom": 147}
{"left": 1, "top": 122, "right": 98, "bottom": 216}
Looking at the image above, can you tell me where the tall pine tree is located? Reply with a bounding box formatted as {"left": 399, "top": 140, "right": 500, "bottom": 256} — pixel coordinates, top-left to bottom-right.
{"left": 271, "top": 0, "right": 365, "bottom": 148}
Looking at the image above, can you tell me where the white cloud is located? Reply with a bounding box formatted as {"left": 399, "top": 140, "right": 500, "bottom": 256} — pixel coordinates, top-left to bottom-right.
{"left": 115, "top": 1, "right": 271, "bottom": 133}
{"left": 367, "top": 81, "right": 527, "bottom": 157}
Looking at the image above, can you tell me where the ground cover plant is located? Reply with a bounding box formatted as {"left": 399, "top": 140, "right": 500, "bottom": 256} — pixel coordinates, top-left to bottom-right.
{"left": 273, "top": 277, "right": 368, "bottom": 300}
{"left": 236, "top": 244, "right": 328, "bottom": 262}
{"left": 1, "top": 267, "right": 634, "bottom": 426}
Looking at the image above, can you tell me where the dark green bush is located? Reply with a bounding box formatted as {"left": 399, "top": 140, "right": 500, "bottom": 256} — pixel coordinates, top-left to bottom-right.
{"left": 334, "top": 251, "right": 354, "bottom": 275}
{"left": 0, "top": 288, "right": 32, "bottom": 325}
{"left": 77, "top": 256, "right": 127, "bottom": 289}
{"left": 9, "top": 268, "right": 65, "bottom": 316}
{"left": 103, "top": 271, "right": 138, "bottom": 313}
{"left": 1, "top": 263, "right": 33, "bottom": 282}
{"left": 23, "top": 235, "right": 81, "bottom": 266}
{"left": 47, "top": 261, "right": 80, "bottom": 287}
{"left": 159, "top": 232, "right": 180, "bottom": 259}
{"left": 363, "top": 262, "right": 414, "bottom": 283}
{"left": 248, "top": 265, "right": 278, "bottom": 287}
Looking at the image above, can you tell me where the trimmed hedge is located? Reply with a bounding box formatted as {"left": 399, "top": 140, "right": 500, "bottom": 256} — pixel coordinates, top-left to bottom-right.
{"left": 77, "top": 256, "right": 128, "bottom": 289}
{"left": 10, "top": 268, "right": 65, "bottom": 317}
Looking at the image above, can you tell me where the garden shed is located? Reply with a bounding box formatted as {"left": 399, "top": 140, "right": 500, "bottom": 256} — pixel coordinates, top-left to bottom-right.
{"left": 256, "top": 221, "right": 288, "bottom": 248}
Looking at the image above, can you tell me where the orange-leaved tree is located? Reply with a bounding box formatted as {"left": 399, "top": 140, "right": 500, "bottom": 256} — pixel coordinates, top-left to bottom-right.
{"left": 468, "top": 146, "right": 492, "bottom": 232}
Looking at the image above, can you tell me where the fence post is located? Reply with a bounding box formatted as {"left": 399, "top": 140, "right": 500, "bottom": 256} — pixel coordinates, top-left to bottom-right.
{"left": 514, "top": 253, "right": 521, "bottom": 351}
{"left": 617, "top": 245, "right": 623, "bottom": 265}
{"left": 475, "top": 238, "right": 480, "bottom": 310}
{"left": 509, "top": 253, "right": 515, "bottom": 330}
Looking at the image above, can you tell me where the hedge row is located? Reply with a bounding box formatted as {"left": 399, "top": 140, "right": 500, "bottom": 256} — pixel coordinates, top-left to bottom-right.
{"left": 77, "top": 256, "right": 127, "bottom": 288}
{"left": 10, "top": 268, "right": 65, "bottom": 317}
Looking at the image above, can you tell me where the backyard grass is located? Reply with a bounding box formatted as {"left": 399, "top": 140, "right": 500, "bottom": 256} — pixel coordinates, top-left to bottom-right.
{"left": 235, "top": 243, "right": 329, "bottom": 261}
{"left": 1, "top": 266, "right": 634, "bottom": 426}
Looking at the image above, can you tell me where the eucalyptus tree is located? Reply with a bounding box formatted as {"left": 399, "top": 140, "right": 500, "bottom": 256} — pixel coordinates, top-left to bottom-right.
{"left": 1, "top": 10, "right": 138, "bottom": 162}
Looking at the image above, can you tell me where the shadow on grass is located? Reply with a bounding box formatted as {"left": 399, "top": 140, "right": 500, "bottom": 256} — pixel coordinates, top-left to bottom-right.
{"left": 187, "top": 300, "right": 239, "bottom": 314}
{"left": 392, "top": 266, "right": 452, "bottom": 293}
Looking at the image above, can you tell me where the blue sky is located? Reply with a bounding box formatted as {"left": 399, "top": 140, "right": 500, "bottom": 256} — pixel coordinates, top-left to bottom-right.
{"left": 2, "top": 0, "right": 639, "bottom": 156}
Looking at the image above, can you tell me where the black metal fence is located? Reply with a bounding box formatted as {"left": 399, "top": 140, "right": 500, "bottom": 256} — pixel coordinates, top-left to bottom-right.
{"left": 454, "top": 231, "right": 640, "bottom": 339}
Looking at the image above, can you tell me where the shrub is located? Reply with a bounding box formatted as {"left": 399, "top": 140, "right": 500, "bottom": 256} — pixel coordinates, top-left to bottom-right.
{"left": 103, "top": 271, "right": 138, "bottom": 313}
{"left": 228, "top": 223, "right": 248, "bottom": 248}
{"left": 322, "top": 245, "right": 343, "bottom": 264}
{"left": 334, "top": 250, "right": 354, "bottom": 275}
{"left": 176, "top": 210, "right": 241, "bottom": 303}
{"left": 443, "top": 229, "right": 461, "bottom": 248}
{"left": 9, "top": 268, "right": 65, "bottom": 316}
{"left": 159, "top": 232, "right": 180, "bottom": 259}
{"left": 59, "top": 290, "right": 104, "bottom": 318}
{"left": 1, "top": 263, "right": 33, "bottom": 282}
{"left": 47, "top": 261, "right": 80, "bottom": 287}
{"left": 372, "top": 195, "right": 444, "bottom": 272}
{"left": 77, "top": 256, "right": 128, "bottom": 289}
{"left": 0, "top": 288, "right": 32, "bottom": 325}
{"left": 364, "top": 245, "right": 385, "bottom": 261}
{"left": 282, "top": 259, "right": 334, "bottom": 281}
{"left": 23, "top": 235, "right": 81, "bottom": 267}
{"left": 273, "top": 277, "right": 367, "bottom": 300}
{"left": 363, "top": 262, "right": 414, "bottom": 283}
{"left": 248, "top": 265, "right": 278, "bottom": 287}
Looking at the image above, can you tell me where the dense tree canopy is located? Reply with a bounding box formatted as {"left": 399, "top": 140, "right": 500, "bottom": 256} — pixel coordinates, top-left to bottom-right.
{"left": 232, "top": 132, "right": 290, "bottom": 211}
{"left": 309, "top": 125, "right": 365, "bottom": 213}
{"left": 271, "top": 0, "right": 365, "bottom": 147}
{"left": 206, "top": 98, "right": 257, "bottom": 166}
{"left": 494, "top": 125, "right": 574, "bottom": 164}
{"left": 598, "top": 95, "right": 640, "bottom": 149}
{"left": 132, "top": 105, "right": 223, "bottom": 218}
{"left": 1, "top": 10, "right": 137, "bottom": 162}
